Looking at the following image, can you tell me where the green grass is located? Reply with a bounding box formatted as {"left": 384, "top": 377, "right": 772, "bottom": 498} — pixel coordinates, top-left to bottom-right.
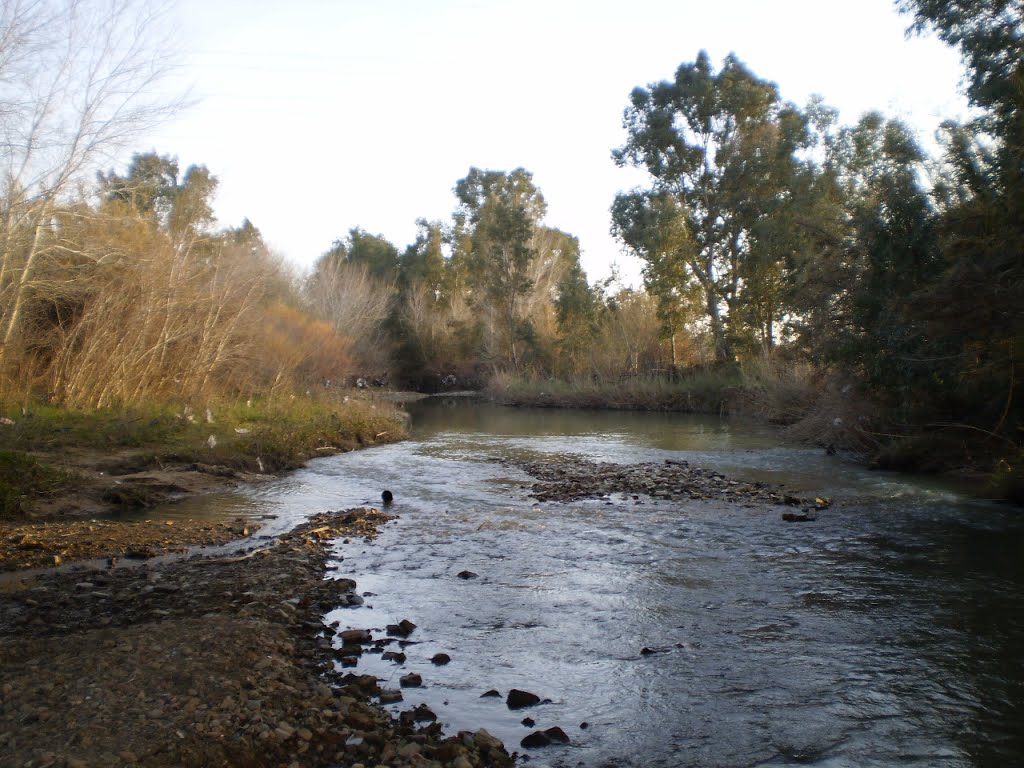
{"left": 0, "top": 451, "right": 77, "bottom": 519}
{"left": 0, "top": 392, "right": 408, "bottom": 474}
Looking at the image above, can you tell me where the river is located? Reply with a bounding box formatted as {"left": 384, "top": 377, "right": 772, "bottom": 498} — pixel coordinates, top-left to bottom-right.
{"left": 236, "top": 399, "right": 1023, "bottom": 767}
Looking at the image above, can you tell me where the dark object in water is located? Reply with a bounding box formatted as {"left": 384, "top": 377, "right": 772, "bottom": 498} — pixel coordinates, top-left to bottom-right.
{"left": 782, "top": 509, "right": 818, "bottom": 522}
{"left": 382, "top": 490, "right": 393, "bottom": 505}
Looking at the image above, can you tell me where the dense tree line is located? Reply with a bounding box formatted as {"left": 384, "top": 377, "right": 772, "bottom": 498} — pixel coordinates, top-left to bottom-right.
{"left": 301, "top": 0, "right": 1023, "bottom": 488}
{"left": 603, "top": 0, "right": 1023, "bottom": 489}
{"left": 2, "top": 0, "right": 1019, "bottom": 491}
{"left": 303, "top": 166, "right": 688, "bottom": 390}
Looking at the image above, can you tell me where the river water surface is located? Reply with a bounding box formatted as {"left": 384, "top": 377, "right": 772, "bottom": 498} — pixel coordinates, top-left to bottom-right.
{"left": 236, "top": 400, "right": 1023, "bottom": 767}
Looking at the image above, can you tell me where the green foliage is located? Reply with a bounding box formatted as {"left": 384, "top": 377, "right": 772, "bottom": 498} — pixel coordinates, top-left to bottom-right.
{"left": 453, "top": 168, "right": 546, "bottom": 368}
{"left": 899, "top": 0, "right": 1024, "bottom": 133}
{"left": 399, "top": 220, "right": 450, "bottom": 302}
{"left": 215, "top": 395, "right": 406, "bottom": 471}
{"left": 612, "top": 51, "right": 813, "bottom": 361}
{"left": 824, "top": 115, "right": 945, "bottom": 399}
{"left": 99, "top": 152, "right": 218, "bottom": 246}
{"left": 317, "top": 228, "right": 401, "bottom": 282}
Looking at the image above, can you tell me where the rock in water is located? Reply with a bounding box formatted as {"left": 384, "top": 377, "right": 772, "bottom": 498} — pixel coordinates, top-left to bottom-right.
{"left": 399, "top": 673, "right": 422, "bottom": 688}
{"left": 387, "top": 618, "right": 417, "bottom": 637}
{"left": 521, "top": 731, "right": 551, "bottom": 748}
{"left": 506, "top": 689, "right": 541, "bottom": 709}
{"left": 544, "top": 726, "right": 570, "bottom": 743}
{"left": 339, "top": 628, "right": 372, "bottom": 644}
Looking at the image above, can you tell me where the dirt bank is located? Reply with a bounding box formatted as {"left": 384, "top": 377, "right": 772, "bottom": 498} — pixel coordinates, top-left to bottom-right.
{"left": 0, "top": 508, "right": 515, "bottom": 768}
{"left": 0, "top": 443, "right": 276, "bottom": 572}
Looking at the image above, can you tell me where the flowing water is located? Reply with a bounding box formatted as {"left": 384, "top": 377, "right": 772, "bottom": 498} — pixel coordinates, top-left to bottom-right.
{"left": 219, "top": 400, "right": 1024, "bottom": 766}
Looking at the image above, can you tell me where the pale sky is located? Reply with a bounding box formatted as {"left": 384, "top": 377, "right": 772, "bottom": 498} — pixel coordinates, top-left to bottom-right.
{"left": 147, "top": 0, "right": 970, "bottom": 285}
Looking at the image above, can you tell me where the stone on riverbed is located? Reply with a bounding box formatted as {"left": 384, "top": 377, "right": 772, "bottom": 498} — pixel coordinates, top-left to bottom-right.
{"left": 501, "top": 454, "right": 814, "bottom": 509}
{"left": 339, "top": 628, "right": 372, "bottom": 644}
{"left": 399, "top": 673, "right": 422, "bottom": 688}
{"left": 506, "top": 689, "right": 540, "bottom": 709}
{"left": 520, "top": 731, "right": 550, "bottom": 748}
{"left": 386, "top": 618, "right": 417, "bottom": 637}
{"left": 521, "top": 726, "right": 570, "bottom": 748}
{"left": 782, "top": 509, "right": 818, "bottom": 522}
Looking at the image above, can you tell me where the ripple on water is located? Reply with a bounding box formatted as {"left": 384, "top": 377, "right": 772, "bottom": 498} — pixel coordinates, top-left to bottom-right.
{"left": 232, "top": 402, "right": 1024, "bottom": 768}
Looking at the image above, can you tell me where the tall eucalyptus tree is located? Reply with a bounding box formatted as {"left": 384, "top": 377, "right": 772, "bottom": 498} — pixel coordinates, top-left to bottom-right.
{"left": 612, "top": 51, "right": 811, "bottom": 360}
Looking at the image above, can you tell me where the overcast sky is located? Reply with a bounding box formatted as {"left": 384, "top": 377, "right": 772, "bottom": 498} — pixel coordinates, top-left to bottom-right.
{"left": 148, "top": 0, "right": 970, "bottom": 285}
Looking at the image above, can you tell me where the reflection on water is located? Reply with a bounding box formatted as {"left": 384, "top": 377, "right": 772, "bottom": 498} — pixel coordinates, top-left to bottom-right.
{"left": 188, "top": 400, "right": 1024, "bottom": 766}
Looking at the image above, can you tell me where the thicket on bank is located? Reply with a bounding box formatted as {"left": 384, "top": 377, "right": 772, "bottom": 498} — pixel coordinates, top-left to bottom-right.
{"left": 301, "top": 2, "right": 1024, "bottom": 496}
{"left": 0, "top": 154, "right": 353, "bottom": 408}
{"left": 0, "top": 1, "right": 357, "bottom": 411}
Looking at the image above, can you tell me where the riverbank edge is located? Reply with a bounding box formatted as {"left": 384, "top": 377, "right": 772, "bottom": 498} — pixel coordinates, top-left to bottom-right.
{"left": 1, "top": 393, "right": 409, "bottom": 522}
{"left": 0, "top": 507, "right": 516, "bottom": 768}
{"left": 482, "top": 376, "right": 1021, "bottom": 504}
{"left": 0, "top": 393, "right": 413, "bottom": 570}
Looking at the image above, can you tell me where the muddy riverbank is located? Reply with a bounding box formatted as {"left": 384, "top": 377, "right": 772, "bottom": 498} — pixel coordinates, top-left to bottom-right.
{"left": 0, "top": 447, "right": 273, "bottom": 572}
{"left": 0, "top": 507, "right": 514, "bottom": 768}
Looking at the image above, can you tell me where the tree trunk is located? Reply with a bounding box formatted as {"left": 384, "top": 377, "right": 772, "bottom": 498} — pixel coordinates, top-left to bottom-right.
{"left": 706, "top": 286, "right": 730, "bottom": 363}
{"left": 0, "top": 211, "right": 48, "bottom": 365}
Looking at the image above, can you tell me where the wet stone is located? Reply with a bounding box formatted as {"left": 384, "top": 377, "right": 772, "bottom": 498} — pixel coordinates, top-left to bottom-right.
{"left": 521, "top": 731, "right": 551, "bottom": 748}
{"left": 386, "top": 619, "right": 417, "bottom": 637}
{"left": 378, "top": 689, "right": 403, "bottom": 704}
{"left": 399, "top": 673, "right": 422, "bottom": 688}
{"left": 339, "top": 628, "right": 372, "bottom": 644}
{"left": 506, "top": 689, "right": 541, "bottom": 709}
{"left": 544, "top": 726, "right": 571, "bottom": 743}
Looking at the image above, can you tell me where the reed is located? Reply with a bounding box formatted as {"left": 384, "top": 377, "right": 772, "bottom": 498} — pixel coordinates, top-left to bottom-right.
{"left": 486, "top": 367, "right": 742, "bottom": 412}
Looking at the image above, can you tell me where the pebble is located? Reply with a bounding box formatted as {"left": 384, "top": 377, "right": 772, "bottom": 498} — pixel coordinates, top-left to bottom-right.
{"left": 0, "top": 507, "right": 513, "bottom": 768}
{"left": 506, "top": 456, "right": 812, "bottom": 508}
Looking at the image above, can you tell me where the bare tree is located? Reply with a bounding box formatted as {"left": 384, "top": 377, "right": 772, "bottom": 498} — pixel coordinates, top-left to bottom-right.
{"left": 0, "top": 0, "right": 184, "bottom": 373}
{"left": 305, "top": 259, "right": 395, "bottom": 371}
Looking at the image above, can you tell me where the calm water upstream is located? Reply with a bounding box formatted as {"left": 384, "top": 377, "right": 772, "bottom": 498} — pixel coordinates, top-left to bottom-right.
{"left": 236, "top": 400, "right": 1023, "bottom": 767}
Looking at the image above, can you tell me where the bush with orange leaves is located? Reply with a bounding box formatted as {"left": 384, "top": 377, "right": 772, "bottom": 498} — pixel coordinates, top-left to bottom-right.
{"left": 258, "top": 302, "right": 353, "bottom": 392}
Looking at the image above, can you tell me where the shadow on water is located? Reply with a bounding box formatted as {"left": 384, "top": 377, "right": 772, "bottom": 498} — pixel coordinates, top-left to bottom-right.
{"left": 152, "top": 399, "right": 1024, "bottom": 766}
